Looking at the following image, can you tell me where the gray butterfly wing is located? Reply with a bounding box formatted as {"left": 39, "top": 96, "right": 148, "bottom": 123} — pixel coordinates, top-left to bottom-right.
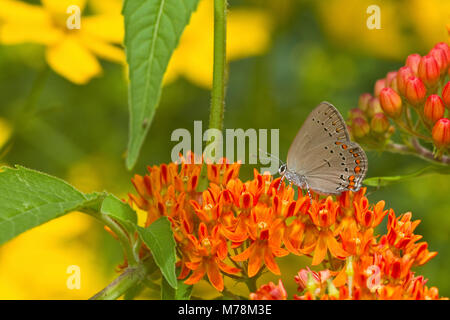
{"left": 287, "top": 101, "right": 368, "bottom": 195}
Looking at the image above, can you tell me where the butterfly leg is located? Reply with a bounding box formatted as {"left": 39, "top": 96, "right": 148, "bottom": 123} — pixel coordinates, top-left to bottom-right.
{"left": 277, "top": 175, "right": 285, "bottom": 192}
{"left": 304, "top": 180, "right": 313, "bottom": 205}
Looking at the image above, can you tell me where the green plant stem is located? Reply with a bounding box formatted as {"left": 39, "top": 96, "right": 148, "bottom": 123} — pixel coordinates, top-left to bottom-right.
{"left": 197, "top": 0, "right": 228, "bottom": 192}
{"left": 209, "top": 0, "right": 227, "bottom": 133}
{"left": 245, "top": 276, "right": 257, "bottom": 293}
{"left": 89, "top": 266, "right": 145, "bottom": 300}
{"left": 393, "top": 118, "right": 432, "bottom": 142}
{"left": 385, "top": 141, "right": 450, "bottom": 165}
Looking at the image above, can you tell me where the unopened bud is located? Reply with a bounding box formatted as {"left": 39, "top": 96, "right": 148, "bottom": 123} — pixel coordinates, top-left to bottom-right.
{"left": 397, "top": 66, "right": 414, "bottom": 96}
{"left": 429, "top": 47, "right": 449, "bottom": 74}
{"left": 418, "top": 55, "right": 440, "bottom": 88}
{"left": 348, "top": 108, "right": 366, "bottom": 120}
{"left": 358, "top": 93, "right": 373, "bottom": 112}
{"left": 432, "top": 118, "right": 450, "bottom": 148}
{"left": 379, "top": 87, "right": 402, "bottom": 118}
{"left": 385, "top": 71, "right": 398, "bottom": 91}
{"left": 352, "top": 117, "right": 370, "bottom": 138}
{"left": 424, "top": 95, "right": 445, "bottom": 124}
{"left": 371, "top": 113, "right": 390, "bottom": 134}
{"left": 404, "top": 76, "right": 427, "bottom": 105}
{"left": 442, "top": 81, "right": 450, "bottom": 109}
{"left": 367, "top": 97, "right": 383, "bottom": 118}
{"left": 405, "top": 53, "right": 421, "bottom": 75}
{"left": 374, "top": 79, "right": 386, "bottom": 97}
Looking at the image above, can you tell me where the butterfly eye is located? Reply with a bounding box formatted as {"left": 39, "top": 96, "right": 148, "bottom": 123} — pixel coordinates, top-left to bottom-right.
{"left": 279, "top": 164, "right": 287, "bottom": 175}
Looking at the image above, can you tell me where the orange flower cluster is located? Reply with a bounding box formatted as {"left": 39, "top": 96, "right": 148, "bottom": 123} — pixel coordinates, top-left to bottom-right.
{"left": 128, "top": 154, "right": 443, "bottom": 299}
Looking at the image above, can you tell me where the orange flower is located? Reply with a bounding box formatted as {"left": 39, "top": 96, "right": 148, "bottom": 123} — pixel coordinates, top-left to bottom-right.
{"left": 124, "top": 153, "right": 444, "bottom": 299}
{"left": 184, "top": 223, "right": 239, "bottom": 291}
{"left": 231, "top": 204, "right": 289, "bottom": 277}
{"left": 308, "top": 197, "right": 349, "bottom": 265}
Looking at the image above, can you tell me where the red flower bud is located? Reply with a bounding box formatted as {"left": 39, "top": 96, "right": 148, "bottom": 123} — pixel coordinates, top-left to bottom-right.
{"left": 404, "top": 76, "right": 427, "bottom": 105}
{"left": 386, "top": 71, "right": 398, "bottom": 91}
{"left": 429, "top": 47, "right": 449, "bottom": 74}
{"left": 367, "top": 97, "right": 383, "bottom": 118}
{"left": 379, "top": 87, "right": 402, "bottom": 118}
{"left": 371, "top": 113, "right": 390, "bottom": 134}
{"left": 434, "top": 42, "right": 450, "bottom": 64}
{"left": 374, "top": 79, "right": 386, "bottom": 97}
{"left": 349, "top": 108, "right": 366, "bottom": 120}
{"left": 418, "top": 55, "right": 440, "bottom": 87}
{"left": 432, "top": 118, "right": 450, "bottom": 148}
{"left": 358, "top": 93, "right": 372, "bottom": 112}
{"left": 423, "top": 95, "right": 445, "bottom": 124}
{"left": 442, "top": 81, "right": 450, "bottom": 109}
{"left": 397, "top": 66, "right": 414, "bottom": 96}
{"left": 352, "top": 117, "right": 370, "bottom": 138}
{"left": 405, "top": 53, "right": 421, "bottom": 75}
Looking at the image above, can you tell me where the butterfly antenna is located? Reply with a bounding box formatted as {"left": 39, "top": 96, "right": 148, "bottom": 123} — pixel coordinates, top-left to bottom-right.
{"left": 258, "top": 148, "right": 284, "bottom": 165}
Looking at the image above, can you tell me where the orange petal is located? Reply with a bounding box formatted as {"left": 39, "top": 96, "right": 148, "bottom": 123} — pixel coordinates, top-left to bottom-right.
{"left": 231, "top": 245, "right": 252, "bottom": 262}
{"left": 184, "top": 264, "right": 206, "bottom": 285}
{"left": 312, "top": 233, "right": 327, "bottom": 265}
{"left": 326, "top": 233, "right": 349, "bottom": 259}
{"left": 217, "top": 260, "right": 240, "bottom": 274}
{"left": 332, "top": 265, "right": 347, "bottom": 287}
{"left": 248, "top": 244, "right": 263, "bottom": 277}
{"left": 264, "top": 248, "right": 281, "bottom": 275}
{"left": 206, "top": 259, "right": 224, "bottom": 291}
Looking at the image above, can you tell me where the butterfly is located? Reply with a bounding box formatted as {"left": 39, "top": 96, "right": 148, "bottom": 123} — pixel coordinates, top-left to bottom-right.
{"left": 272, "top": 101, "right": 368, "bottom": 199}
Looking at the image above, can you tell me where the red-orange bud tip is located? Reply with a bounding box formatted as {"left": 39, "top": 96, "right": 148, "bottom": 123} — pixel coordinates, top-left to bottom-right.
{"left": 432, "top": 118, "right": 450, "bottom": 148}
{"left": 379, "top": 87, "right": 402, "bottom": 118}
{"left": 424, "top": 95, "right": 445, "bottom": 124}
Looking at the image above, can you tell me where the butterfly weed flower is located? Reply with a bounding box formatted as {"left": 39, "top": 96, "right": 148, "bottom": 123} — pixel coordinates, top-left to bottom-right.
{"left": 251, "top": 204, "right": 444, "bottom": 300}
{"left": 117, "top": 151, "right": 445, "bottom": 299}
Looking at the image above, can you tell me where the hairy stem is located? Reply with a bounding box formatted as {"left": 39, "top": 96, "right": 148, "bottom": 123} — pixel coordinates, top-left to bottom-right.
{"left": 197, "top": 0, "right": 228, "bottom": 192}
{"left": 208, "top": 0, "right": 227, "bottom": 133}
{"left": 89, "top": 266, "right": 145, "bottom": 300}
{"left": 385, "top": 140, "right": 450, "bottom": 165}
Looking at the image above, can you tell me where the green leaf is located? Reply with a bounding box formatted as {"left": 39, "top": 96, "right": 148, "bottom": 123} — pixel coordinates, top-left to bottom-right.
{"left": 0, "top": 165, "right": 97, "bottom": 245}
{"left": 123, "top": 0, "right": 200, "bottom": 169}
{"left": 161, "top": 276, "right": 193, "bottom": 300}
{"left": 363, "top": 165, "right": 450, "bottom": 187}
{"left": 137, "top": 217, "right": 177, "bottom": 288}
{"left": 100, "top": 194, "right": 137, "bottom": 228}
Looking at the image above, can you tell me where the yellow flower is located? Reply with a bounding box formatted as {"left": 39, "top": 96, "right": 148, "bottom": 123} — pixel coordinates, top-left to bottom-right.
{"left": 0, "top": 212, "right": 110, "bottom": 299}
{"left": 316, "top": 0, "right": 450, "bottom": 60}
{"left": 164, "top": 0, "right": 273, "bottom": 88}
{"left": 0, "top": 0, "right": 125, "bottom": 84}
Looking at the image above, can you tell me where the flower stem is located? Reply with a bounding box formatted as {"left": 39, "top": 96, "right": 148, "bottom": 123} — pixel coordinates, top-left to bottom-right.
{"left": 197, "top": 0, "right": 228, "bottom": 192}
{"left": 89, "top": 266, "right": 145, "bottom": 300}
{"left": 385, "top": 140, "right": 450, "bottom": 165}
{"left": 209, "top": 0, "right": 227, "bottom": 133}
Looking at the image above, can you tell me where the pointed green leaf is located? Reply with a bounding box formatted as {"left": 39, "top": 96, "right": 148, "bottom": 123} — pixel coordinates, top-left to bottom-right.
{"left": 137, "top": 217, "right": 177, "bottom": 288}
{"left": 123, "top": 0, "right": 200, "bottom": 169}
{"left": 100, "top": 194, "right": 138, "bottom": 231}
{"left": 363, "top": 165, "right": 450, "bottom": 187}
{"left": 0, "top": 166, "right": 97, "bottom": 245}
